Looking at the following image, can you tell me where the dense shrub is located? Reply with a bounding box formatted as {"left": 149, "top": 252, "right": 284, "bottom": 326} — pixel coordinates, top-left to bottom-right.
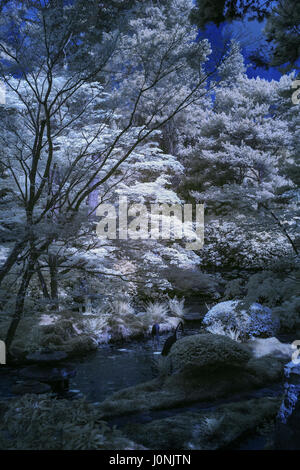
{"left": 202, "top": 300, "right": 279, "bottom": 341}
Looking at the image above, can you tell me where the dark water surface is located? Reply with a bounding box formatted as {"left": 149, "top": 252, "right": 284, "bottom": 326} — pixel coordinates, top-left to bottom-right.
{"left": 0, "top": 322, "right": 199, "bottom": 401}
{"left": 68, "top": 321, "right": 199, "bottom": 402}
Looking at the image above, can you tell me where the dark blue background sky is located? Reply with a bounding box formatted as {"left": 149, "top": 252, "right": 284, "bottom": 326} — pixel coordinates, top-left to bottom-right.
{"left": 201, "top": 18, "right": 283, "bottom": 81}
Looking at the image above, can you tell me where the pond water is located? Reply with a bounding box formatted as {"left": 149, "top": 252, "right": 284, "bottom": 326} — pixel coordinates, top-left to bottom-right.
{"left": 0, "top": 321, "right": 199, "bottom": 402}
{"left": 68, "top": 321, "right": 199, "bottom": 402}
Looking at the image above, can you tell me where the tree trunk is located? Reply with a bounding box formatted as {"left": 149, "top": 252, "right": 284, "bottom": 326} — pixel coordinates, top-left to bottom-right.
{"left": 49, "top": 254, "right": 58, "bottom": 310}
{"left": 5, "top": 240, "right": 54, "bottom": 360}
{"left": 0, "top": 238, "right": 28, "bottom": 288}
{"left": 5, "top": 258, "right": 35, "bottom": 358}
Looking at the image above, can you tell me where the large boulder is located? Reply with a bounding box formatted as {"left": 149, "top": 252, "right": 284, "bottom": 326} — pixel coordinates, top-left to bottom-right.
{"left": 97, "top": 354, "right": 285, "bottom": 419}
{"left": 202, "top": 300, "right": 279, "bottom": 340}
{"left": 168, "top": 333, "right": 251, "bottom": 373}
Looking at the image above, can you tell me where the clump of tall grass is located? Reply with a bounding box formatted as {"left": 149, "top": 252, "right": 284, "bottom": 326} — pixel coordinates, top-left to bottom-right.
{"left": 136, "top": 302, "right": 165, "bottom": 333}
{"left": 168, "top": 296, "right": 186, "bottom": 318}
{"left": 206, "top": 321, "right": 241, "bottom": 342}
{"left": 144, "top": 301, "right": 169, "bottom": 323}
{"left": 83, "top": 315, "right": 111, "bottom": 343}
{"left": 138, "top": 300, "right": 184, "bottom": 334}
{"left": 106, "top": 299, "right": 135, "bottom": 317}
{"left": 102, "top": 298, "right": 144, "bottom": 340}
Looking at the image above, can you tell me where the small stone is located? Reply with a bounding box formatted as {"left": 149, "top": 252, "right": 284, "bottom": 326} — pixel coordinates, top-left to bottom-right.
{"left": 26, "top": 350, "right": 68, "bottom": 364}
{"left": 12, "top": 381, "right": 51, "bottom": 395}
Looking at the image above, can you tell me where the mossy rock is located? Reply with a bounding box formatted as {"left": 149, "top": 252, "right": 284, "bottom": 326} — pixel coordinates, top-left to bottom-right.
{"left": 41, "top": 320, "right": 75, "bottom": 339}
{"left": 40, "top": 333, "right": 65, "bottom": 347}
{"left": 98, "top": 354, "right": 285, "bottom": 419}
{"left": 168, "top": 333, "right": 251, "bottom": 372}
{"left": 122, "top": 397, "right": 281, "bottom": 450}
{"left": 246, "top": 355, "right": 286, "bottom": 383}
{"left": 63, "top": 335, "right": 98, "bottom": 355}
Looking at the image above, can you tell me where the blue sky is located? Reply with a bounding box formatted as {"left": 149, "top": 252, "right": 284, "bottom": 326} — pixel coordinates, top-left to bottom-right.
{"left": 200, "top": 18, "right": 282, "bottom": 81}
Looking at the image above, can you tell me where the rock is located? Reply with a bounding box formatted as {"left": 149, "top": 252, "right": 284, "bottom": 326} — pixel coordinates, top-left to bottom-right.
{"left": 63, "top": 335, "right": 98, "bottom": 355}
{"left": 247, "top": 337, "right": 293, "bottom": 359}
{"left": 26, "top": 350, "right": 68, "bottom": 364}
{"left": 202, "top": 300, "right": 279, "bottom": 340}
{"left": 97, "top": 354, "right": 285, "bottom": 419}
{"left": 122, "top": 397, "right": 281, "bottom": 450}
{"left": 40, "top": 334, "right": 65, "bottom": 347}
{"left": 245, "top": 355, "right": 286, "bottom": 384}
{"left": 168, "top": 333, "right": 251, "bottom": 372}
{"left": 11, "top": 381, "right": 51, "bottom": 395}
